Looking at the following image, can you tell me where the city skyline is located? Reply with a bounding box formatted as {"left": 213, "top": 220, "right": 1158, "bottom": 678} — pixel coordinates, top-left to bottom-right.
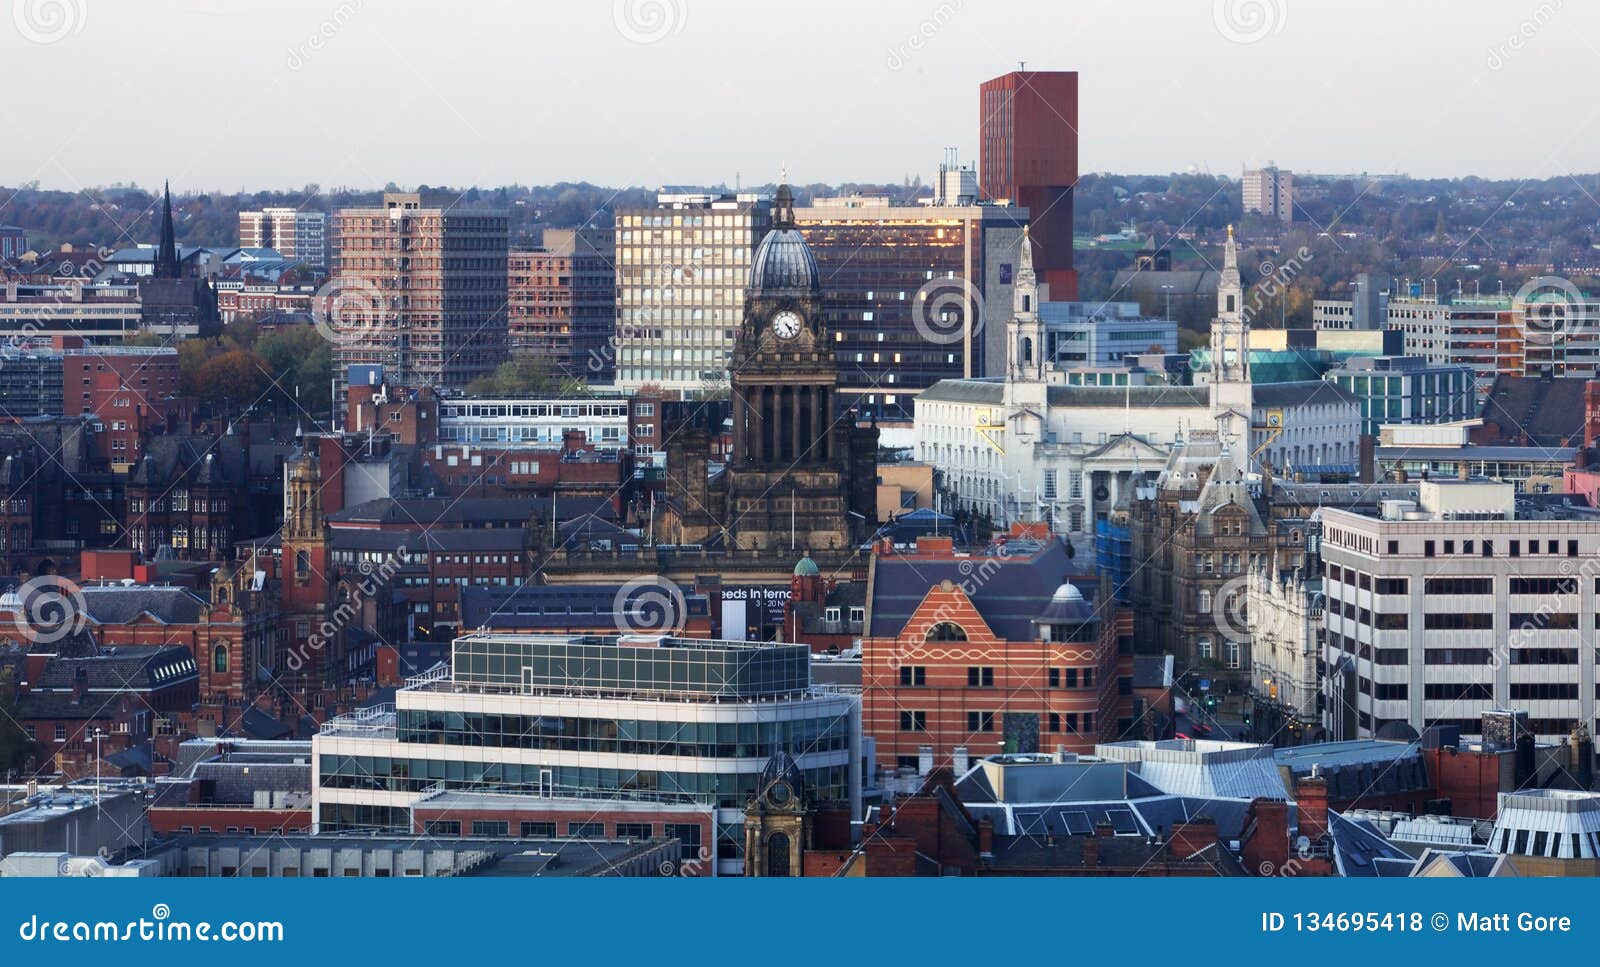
{"left": 1, "top": 0, "right": 1595, "bottom": 193}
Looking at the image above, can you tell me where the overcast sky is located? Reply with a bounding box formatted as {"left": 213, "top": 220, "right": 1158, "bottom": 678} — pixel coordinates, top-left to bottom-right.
{"left": 2, "top": 0, "right": 1596, "bottom": 192}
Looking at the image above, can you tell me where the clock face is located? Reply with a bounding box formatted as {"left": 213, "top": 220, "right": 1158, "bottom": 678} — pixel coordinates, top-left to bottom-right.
{"left": 768, "top": 782, "right": 791, "bottom": 805}
{"left": 771, "top": 310, "right": 803, "bottom": 340}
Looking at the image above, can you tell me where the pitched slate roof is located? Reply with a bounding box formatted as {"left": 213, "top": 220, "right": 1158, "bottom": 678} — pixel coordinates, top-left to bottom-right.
{"left": 1476, "top": 375, "right": 1588, "bottom": 448}
{"left": 867, "top": 539, "right": 1091, "bottom": 641}
{"left": 33, "top": 645, "right": 197, "bottom": 691}
{"left": 127, "top": 434, "right": 247, "bottom": 488}
{"left": 77, "top": 585, "right": 207, "bottom": 625}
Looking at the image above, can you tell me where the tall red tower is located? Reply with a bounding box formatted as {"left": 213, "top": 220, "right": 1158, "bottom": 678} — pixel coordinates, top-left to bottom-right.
{"left": 979, "top": 70, "right": 1079, "bottom": 299}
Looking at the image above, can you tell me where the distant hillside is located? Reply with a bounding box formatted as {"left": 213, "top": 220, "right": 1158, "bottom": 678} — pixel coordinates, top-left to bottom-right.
{"left": 0, "top": 180, "right": 927, "bottom": 253}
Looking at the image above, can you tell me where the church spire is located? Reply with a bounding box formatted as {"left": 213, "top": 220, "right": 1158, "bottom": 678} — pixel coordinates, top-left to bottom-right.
{"left": 1217, "top": 224, "right": 1240, "bottom": 321}
{"left": 155, "top": 180, "right": 180, "bottom": 280}
{"left": 1008, "top": 226, "right": 1044, "bottom": 382}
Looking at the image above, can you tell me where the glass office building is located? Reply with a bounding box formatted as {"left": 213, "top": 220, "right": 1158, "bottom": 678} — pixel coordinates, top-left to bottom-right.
{"left": 613, "top": 192, "right": 770, "bottom": 391}
{"left": 313, "top": 632, "right": 859, "bottom": 875}
{"left": 1324, "top": 355, "right": 1477, "bottom": 436}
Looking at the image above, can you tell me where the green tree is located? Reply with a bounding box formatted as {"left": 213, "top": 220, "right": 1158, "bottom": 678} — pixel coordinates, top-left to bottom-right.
{"left": 466, "top": 356, "right": 589, "bottom": 398}
{"left": 257, "top": 325, "right": 332, "bottom": 415}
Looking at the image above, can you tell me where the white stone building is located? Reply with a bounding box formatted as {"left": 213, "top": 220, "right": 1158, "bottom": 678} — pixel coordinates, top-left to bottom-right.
{"left": 913, "top": 227, "right": 1362, "bottom": 536}
{"left": 1320, "top": 479, "right": 1600, "bottom": 744}
{"left": 1246, "top": 549, "right": 1325, "bottom": 725}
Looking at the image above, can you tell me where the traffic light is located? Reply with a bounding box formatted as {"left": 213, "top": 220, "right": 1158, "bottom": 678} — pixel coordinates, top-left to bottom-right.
{"left": 1243, "top": 712, "right": 1252, "bottom": 726}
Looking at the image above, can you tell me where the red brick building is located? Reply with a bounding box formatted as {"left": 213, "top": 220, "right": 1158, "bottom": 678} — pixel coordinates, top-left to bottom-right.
{"left": 14, "top": 643, "right": 199, "bottom": 775}
{"left": 978, "top": 70, "right": 1079, "bottom": 298}
{"left": 148, "top": 738, "right": 313, "bottom": 836}
{"left": 60, "top": 344, "right": 186, "bottom": 468}
{"left": 507, "top": 247, "right": 573, "bottom": 359}
{"left": 862, "top": 535, "right": 1123, "bottom": 771}
{"left": 407, "top": 790, "right": 715, "bottom": 873}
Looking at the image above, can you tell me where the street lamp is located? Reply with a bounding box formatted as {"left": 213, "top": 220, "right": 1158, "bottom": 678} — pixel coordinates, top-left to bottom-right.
{"left": 90, "top": 727, "right": 105, "bottom": 815}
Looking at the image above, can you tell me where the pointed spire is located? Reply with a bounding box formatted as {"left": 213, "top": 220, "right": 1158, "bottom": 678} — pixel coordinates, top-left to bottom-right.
{"left": 1017, "top": 224, "right": 1036, "bottom": 284}
{"left": 155, "top": 181, "right": 179, "bottom": 280}
{"left": 1216, "top": 223, "right": 1242, "bottom": 323}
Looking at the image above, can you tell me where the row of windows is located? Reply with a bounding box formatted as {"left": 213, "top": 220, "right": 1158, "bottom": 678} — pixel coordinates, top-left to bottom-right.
{"left": 419, "top": 819, "right": 691, "bottom": 841}
{"left": 1424, "top": 538, "right": 1578, "bottom": 558}
{"left": 319, "top": 757, "right": 848, "bottom": 811}
{"left": 393, "top": 710, "right": 849, "bottom": 757}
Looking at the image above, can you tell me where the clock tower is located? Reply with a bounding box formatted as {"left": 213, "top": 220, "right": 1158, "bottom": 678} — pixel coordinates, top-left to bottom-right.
{"left": 725, "top": 182, "right": 864, "bottom": 551}
{"left": 743, "top": 752, "right": 809, "bottom": 877}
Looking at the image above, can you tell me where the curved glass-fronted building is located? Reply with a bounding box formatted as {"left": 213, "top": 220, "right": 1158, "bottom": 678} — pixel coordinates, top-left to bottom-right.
{"left": 313, "top": 633, "right": 860, "bottom": 875}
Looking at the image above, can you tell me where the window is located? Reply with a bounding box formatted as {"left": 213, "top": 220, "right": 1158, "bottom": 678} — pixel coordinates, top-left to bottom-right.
{"left": 423, "top": 820, "right": 460, "bottom": 836}
{"left": 616, "top": 823, "right": 652, "bottom": 839}
{"left": 966, "top": 666, "right": 994, "bottom": 687}
{"left": 470, "top": 820, "right": 509, "bottom": 837}
{"left": 520, "top": 822, "right": 556, "bottom": 838}
{"left": 1423, "top": 612, "right": 1494, "bottom": 630}
{"left": 899, "top": 710, "right": 927, "bottom": 732}
{"left": 1510, "top": 577, "right": 1578, "bottom": 595}
{"left": 1425, "top": 577, "right": 1493, "bottom": 595}
{"left": 899, "top": 666, "right": 926, "bottom": 686}
{"left": 966, "top": 711, "right": 995, "bottom": 732}
{"left": 927, "top": 622, "right": 967, "bottom": 641}
{"left": 1048, "top": 668, "right": 1060, "bottom": 688}
{"left": 567, "top": 821, "right": 603, "bottom": 837}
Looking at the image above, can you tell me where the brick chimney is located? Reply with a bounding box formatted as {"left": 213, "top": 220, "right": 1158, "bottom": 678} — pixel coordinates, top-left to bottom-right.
{"left": 1296, "top": 774, "right": 1330, "bottom": 843}
{"left": 1168, "top": 817, "right": 1219, "bottom": 859}
{"left": 1081, "top": 836, "right": 1099, "bottom": 869}
{"left": 1585, "top": 380, "right": 1600, "bottom": 451}
{"left": 978, "top": 817, "right": 994, "bottom": 857}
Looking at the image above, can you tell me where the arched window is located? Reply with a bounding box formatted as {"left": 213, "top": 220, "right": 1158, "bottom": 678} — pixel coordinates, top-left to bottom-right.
{"left": 295, "top": 549, "right": 310, "bottom": 576}
{"left": 766, "top": 832, "right": 791, "bottom": 877}
{"left": 212, "top": 644, "right": 229, "bottom": 674}
{"left": 1021, "top": 336, "right": 1033, "bottom": 363}
{"left": 925, "top": 622, "right": 968, "bottom": 642}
